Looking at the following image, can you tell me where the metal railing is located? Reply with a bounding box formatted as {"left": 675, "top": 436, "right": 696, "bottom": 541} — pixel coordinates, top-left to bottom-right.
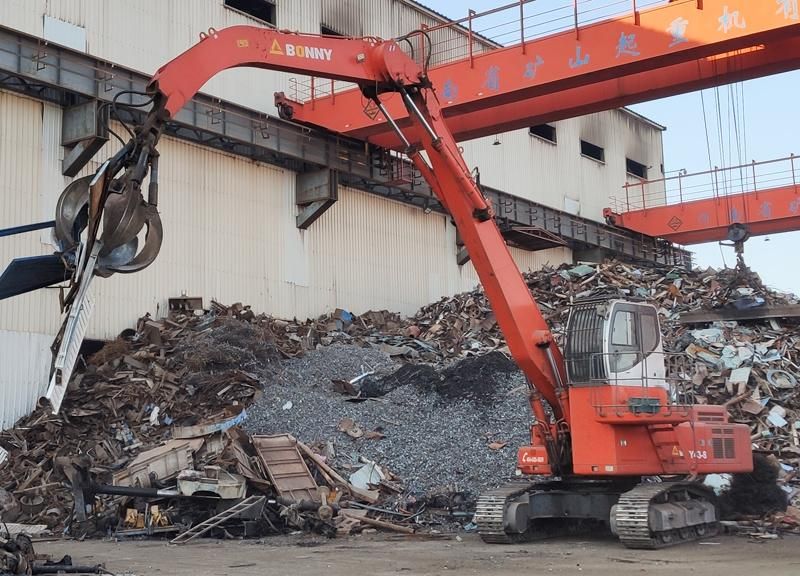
{"left": 609, "top": 155, "right": 800, "bottom": 213}
{"left": 290, "top": 0, "right": 674, "bottom": 105}
{"left": 409, "top": 0, "right": 672, "bottom": 67}
{"left": 566, "top": 350, "right": 697, "bottom": 409}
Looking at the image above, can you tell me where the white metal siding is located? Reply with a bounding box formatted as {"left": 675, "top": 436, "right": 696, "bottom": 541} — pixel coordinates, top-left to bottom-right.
{"left": 0, "top": 0, "right": 317, "bottom": 114}
{"left": 0, "top": 1, "right": 494, "bottom": 112}
{"left": 320, "top": 0, "right": 491, "bottom": 55}
{"left": 0, "top": 0, "right": 42, "bottom": 38}
{"left": 0, "top": 91, "right": 62, "bottom": 337}
{"left": 0, "top": 330, "right": 52, "bottom": 430}
{"left": 461, "top": 109, "right": 665, "bottom": 222}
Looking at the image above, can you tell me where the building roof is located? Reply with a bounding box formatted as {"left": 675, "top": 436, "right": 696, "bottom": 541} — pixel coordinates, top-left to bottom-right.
{"left": 620, "top": 107, "right": 666, "bottom": 131}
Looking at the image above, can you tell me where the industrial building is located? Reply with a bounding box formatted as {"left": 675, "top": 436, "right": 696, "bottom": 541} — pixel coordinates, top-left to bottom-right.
{"left": 0, "top": 0, "right": 671, "bottom": 428}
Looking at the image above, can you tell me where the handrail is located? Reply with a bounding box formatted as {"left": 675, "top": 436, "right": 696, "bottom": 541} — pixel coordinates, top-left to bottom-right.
{"left": 296, "top": 0, "right": 673, "bottom": 105}
{"left": 612, "top": 155, "right": 800, "bottom": 213}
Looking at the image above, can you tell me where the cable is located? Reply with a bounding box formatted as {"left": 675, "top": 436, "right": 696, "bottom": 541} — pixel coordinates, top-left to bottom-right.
{"left": 730, "top": 83, "right": 745, "bottom": 193}
{"left": 714, "top": 85, "right": 727, "bottom": 195}
{"left": 110, "top": 90, "right": 156, "bottom": 139}
{"left": 700, "top": 90, "right": 715, "bottom": 176}
{"left": 401, "top": 37, "right": 416, "bottom": 63}
{"left": 93, "top": 90, "right": 157, "bottom": 151}
{"left": 109, "top": 89, "right": 155, "bottom": 108}
{"left": 741, "top": 79, "right": 748, "bottom": 164}
{"left": 96, "top": 102, "right": 129, "bottom": 146}
{"left": 396, "top": 29, "right": 432, "bottom": 73}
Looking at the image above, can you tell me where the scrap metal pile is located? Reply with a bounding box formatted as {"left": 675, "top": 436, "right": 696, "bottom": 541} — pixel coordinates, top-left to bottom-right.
{"left": 0, "top": 261, "right": 798, "bottom": 541}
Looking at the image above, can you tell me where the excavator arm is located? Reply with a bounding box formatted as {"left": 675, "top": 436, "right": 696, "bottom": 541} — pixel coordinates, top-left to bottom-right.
{"left": 147, "top": 26, "right": 423, "bottom": 117}
{"left": 47, "top": 26, "right": 569, "bottom": 463}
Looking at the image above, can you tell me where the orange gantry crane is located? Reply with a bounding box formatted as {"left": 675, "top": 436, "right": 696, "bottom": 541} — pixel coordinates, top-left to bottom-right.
{"left": 275, "top": 0, "right": 800, "bottom": 147}
{"left": 36, "top": 2, "right": 775, "bottom": 548}
{"left": 273, "top": 0, "right": 800, "bottom": 251}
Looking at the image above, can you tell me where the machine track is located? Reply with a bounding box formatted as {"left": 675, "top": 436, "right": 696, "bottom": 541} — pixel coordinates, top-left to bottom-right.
{"left": 475, "top": 481, "right": 538, "bottom": 543}
{"left": 613, "top": 482, "right": 719, "bottom": 549}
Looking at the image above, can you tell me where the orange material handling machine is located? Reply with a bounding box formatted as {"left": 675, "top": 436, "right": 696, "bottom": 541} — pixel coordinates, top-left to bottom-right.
{"left": 44, "top": 13, "right": 753, "bottom": 549}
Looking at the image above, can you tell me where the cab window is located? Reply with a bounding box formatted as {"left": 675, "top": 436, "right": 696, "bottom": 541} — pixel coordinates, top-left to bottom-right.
{"left": 611, "top": 311, "right": 637, "bottom": 346}
{"left": 640, "top": 310, "right": 659, "bottom": 354}
{"left": 610, "top": 310, "right": 639, "bottom": 373}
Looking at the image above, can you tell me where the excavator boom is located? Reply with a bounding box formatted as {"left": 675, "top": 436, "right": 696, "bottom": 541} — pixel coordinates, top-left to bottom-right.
{"left": 46, "top": 26, "right": 567, "bottom": 445}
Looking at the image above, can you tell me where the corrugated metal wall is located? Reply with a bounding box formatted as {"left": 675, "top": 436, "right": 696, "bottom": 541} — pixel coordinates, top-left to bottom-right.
{"left": 0, "top": 1, "right": 493, "bottom": 113}
{"left": 0, "top": 90, "right": 570, "bottom": 342}
{"left": 0, "top": 74, "right": 54, "bottom": 430}
{"left": 461, "top": 109, "right": 665, "bottom": 220}
{"left": 0, "top": 1, "right": 664, "bottom": 219}
{"left": 0, "top": 0, "right": 318, "bottom": 114}
{"left": 320, "top": 0, "right": 491, "bottom": 59}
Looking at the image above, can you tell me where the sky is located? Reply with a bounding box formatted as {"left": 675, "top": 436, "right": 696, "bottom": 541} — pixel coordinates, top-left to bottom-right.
{"left": 426, "top": 0, "right": 800, "bottom": 295}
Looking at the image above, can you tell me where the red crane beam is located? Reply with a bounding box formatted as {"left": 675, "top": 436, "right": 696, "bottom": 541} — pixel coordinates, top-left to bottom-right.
{"left": 277, "top": 1, "right": 800, "bottom": 147}
{"left": 371, "top": 38, "right": 800, "bottom": 147}
{"left": 604, "top": 157, "right": 800, "bottom": 244}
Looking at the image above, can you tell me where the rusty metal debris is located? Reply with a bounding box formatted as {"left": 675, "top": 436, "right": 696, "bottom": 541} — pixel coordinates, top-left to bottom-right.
{"left": 251, "top": 434, "right": 319, "bottom": 503}
{"left": 170, "top": 495, "right": 266, "bottom": 544}
{"left": 1, "top": 531, "right": 105, "bottom": 575}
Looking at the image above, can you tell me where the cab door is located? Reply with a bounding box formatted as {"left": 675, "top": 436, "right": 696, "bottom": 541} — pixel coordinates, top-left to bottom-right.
{"left": 604, "top": 301, "right": 665, "bottom": 388}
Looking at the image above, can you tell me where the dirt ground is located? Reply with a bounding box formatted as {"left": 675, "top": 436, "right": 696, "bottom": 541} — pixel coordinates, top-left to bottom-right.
{"left": 38, "top": 533, "right": 799, "bottom": 576}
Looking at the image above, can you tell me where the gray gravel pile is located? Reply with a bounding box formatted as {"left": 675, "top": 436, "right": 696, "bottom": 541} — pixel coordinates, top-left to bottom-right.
{"left": 244, "top": 344, "right": 532, "bottom": 498}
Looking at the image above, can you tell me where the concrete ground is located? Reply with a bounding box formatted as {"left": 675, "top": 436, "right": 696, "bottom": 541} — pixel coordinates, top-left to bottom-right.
{"left": 38, "top": 533, "right": 799, "bottom": 576}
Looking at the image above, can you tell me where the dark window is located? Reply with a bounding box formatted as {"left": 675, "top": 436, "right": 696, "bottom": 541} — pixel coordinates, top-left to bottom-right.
{"left": 580, "top": 140, "right": 605, "bottom": 163}
{"left": 626, "top": 158, "right": 648, "bottom": 179}
{"left": 610, "top": 310, "right": 639, "bottom": 373}
{"left": 640, "top": 311, "right": 659, "bottom": 354}
{"left": 224, "top": 0, "right": 276, "bottom": 25}
{"left": 529, "top": 123, "right": 557, "bottom": 144}
{"left": 320, "top": 25, "right": 343, "bottom": 36}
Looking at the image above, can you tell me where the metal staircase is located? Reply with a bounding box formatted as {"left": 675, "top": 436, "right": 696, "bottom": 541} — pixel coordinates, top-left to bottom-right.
{"left": 170, "top": 495, "right": 266, "bottom": 544}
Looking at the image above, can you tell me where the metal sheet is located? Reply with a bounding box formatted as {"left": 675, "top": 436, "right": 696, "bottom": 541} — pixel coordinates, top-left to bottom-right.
{"left": 45, "top": 274, "right": 96, "bottom": 414}
{"left": 0, "top": 0, "right": 42, "bottom": 38}
{"left": 0, "top": 330, "right": 53, "bottom": 431}
{"left": 0, "top": 24, "right": 683, "bottom": 266}
{"left": 0, "top": 92, "right": 63, "bottom": 338}
{"left": 0, "top": 96, "right": 572, "bottom": 340}
{"left": 252, "top": 434, "right": 319, "bottom": 503}
{"left": 43, "top": 15, "right": 86, "bottom": 52}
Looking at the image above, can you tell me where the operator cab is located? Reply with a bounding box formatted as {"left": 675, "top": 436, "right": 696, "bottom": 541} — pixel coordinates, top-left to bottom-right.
{"left": 563, "top": 299, "right": 666, "bottom": 388}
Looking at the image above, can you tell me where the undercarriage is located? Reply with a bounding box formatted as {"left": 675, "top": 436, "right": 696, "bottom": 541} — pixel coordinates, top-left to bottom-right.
{"left": 475, "top": 477, "right": 719, "bottom": 549}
